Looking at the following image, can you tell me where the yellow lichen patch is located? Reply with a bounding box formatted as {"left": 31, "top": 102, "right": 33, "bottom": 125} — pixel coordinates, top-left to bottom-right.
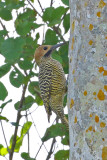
{"left": 84, "top": 2, "right": 88, "bottom": 7}
{"left": 88, "top": 126, "right": 93, "bottom": 131}
{"left": 82, "top": 24, "right": 85, "bottom": 28}
{"left": 90, "top": 113, "right": 93, "bottom": 117}
{"left": 103, "top": 70, "right": 107, "bottom": 76}
{"left": 94, "top": 97, "right": 97, "bottom": 100}
{"left": 98, "top": 0, "right": 106, "bottom": 9}
{"left": 93, "top": 92, "right": 96, "bottom": 95}
{"left": 95, "top": 115, "right": 99, "bottom": 123}
{"left": 89, "top": 24, "right": 93, "bottom": 31}
{"left": 97, "top": 89, "right": 105, "bottom": 100}
{"left": 102, "top": 138, "right": 105, "bottom": 141}
{"left": 93, "top": 129, "right": 96, "bottom": 132}
{"left": 86, "top": 126, "right": 94, "bottom": 132}
{"left": 84, "top": 90, "right": 87, "bottom": 96}
{"left": 100, "top": 122, "right": 106, "bottom": 128}
{"left": 104, "top": 85, "right": 107, "bottom": 91}
{"left": 70, "top": 99, "right": 74, "bottom": 108}
{"left": 97, "top": 11, "right": 101, "bottom": 17}
{"left": 102, "top": 146, "right": 107, "bottom": 160}
{"left": 70, "top": 57, "right": 72, "bottom": 63}
{"left": 72, "top": 69, "right": 75, "bottom": 74}
{"left": 74, "top": 77, "right": 76, "bottom": 83}
{"left": 106, "top": 53, "right": 107, "bottom": 56}
{"left": 99, "top": 66, "right": 104, "bottom": 73}
{"left": 88, "top": 40, "right": 93, "bottom": 45}
{"left": 105, "top": 36, "right": 107, "bottom": 39}
{"left": 71, "top": 37, "right": 75, "bottom": 50}
{"left": 72, "top": 21, "right": 75, "bottom": 33}
{"left": 74, "top": 116, "right": 77, "bottom": 123}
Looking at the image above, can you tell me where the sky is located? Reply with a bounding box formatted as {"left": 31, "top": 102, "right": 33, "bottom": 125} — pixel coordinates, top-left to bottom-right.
{"left": 0, "top": 0, "right": 69, "bottom": 160}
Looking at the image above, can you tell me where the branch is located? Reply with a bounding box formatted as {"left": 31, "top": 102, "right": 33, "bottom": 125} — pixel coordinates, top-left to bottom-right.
{"left": 36, "top": 0, "right": 44, "bottom": 12}
{"left": 52, "top": 26, "right": 66, "bottom": 43}
{"left": 0, "top": 121, "right": 9, "bottom": 151}
{"left": 26, "top": 0, "right": 42, "bottom": 18}
{"left": 46, "top": 138, "right": 56, "bottom": 160}
{"left": 9, "top": 84, "right": 27, "bottom": 160}
{"left": 50, "top": 0, "right": 53, "bottom": 7}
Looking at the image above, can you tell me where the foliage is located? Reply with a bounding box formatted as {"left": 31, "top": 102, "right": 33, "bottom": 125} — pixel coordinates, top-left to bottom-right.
{"left": 0, "top": 0, "right": 70, "bottom": 159}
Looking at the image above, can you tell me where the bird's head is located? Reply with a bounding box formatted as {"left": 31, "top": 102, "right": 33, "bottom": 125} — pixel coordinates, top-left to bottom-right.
{"left": 34, "top": 42, "right": 66, "bottom": 65}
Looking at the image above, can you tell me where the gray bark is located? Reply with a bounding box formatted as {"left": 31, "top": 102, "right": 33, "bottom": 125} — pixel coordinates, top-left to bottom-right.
{"left": 68, "top": 0, "right": 107, "bottom": 159}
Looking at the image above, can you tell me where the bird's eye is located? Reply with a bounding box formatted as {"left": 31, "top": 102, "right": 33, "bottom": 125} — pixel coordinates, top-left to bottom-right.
{"left": 43, "top": 46, "right": 48, "bottom": 50}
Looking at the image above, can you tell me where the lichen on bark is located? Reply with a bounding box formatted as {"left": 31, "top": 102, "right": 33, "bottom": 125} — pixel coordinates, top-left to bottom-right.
{"left": 68, "top": 0, "right": 107, "bottom": 159}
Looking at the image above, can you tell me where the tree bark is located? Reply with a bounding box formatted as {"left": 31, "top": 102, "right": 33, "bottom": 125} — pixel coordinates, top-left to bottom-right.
{"left": 68, "top": 0, "right": 107, "bottom": 159}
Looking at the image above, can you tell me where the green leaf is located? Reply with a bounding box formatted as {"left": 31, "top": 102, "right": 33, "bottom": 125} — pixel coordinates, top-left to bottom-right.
{"left": 63, "top": 95, "right": 67, "bottom": 107}
{"left": 35, "top": 95, "right": 43, "bottom": 106}
{"left": 63, "top": 14, "right": 70, "bottom": 34}
{"left": 9, "top": 69, "right": 25, "bottom": 88}
{"left": 21, "top": 152, "right": 35, "bottom": 160}
{"left": 1, "top": 37, "right": 26, "bottom": 62}
{"left": 5, "top": 0, "right": 25, "bottom": 10}
{"left": 55, "top": 150, "right": 69, "bottom": 160}
{"left": 42, "top": 123, "right": 68, "bottom": 142}
{"left": 15, "top": 9, "right": 41, "bottom": 35}
{"left": 21, "top": 121, "right": 32, "bottom": 137}
{"left": 0, "top": 30, "right": 8, "bottom": 36}
{"left": 44, "top": 29, "right": 58, "bottom": 45}
{"left": 61, "top": 0, "right": 69, "bottom": 6}
{"left": 28, "top": 81, "right": 40, "bottom": 96}
{"left": 0, "top": 63, "right": 11, "bottom": 78}
{"left": 0, "top": 82, "right": 8, "bottom": 101}
{"left": 18, "top": 58, "right": 33, "bottom": 70}
{"left": 43, "top": 7, "right": 54, "bottom": 22}
{"left": 0, "top": 8, "right": 12, "bottom": 21}
{"left": 10, "top": 122, "right": 21, "bottom": 127}
{"left": 14, "top": 96, "right": 35, "bottom": 111}
{"left": 59, "top": 44, "right": 69, "bottom": 74}
{"left": 43, "top": 7, "right": 68, "bottom": 26}
{"left": 61, "top": 136, "right": 69, "bottom": 145}
{"left": 0, "top": 99, "right": 12, "bottom": 109}
{"left": 52, "top": 51, "right": 63, "bottom": 64}
{"left": 0, "top": 146, "right": 8, "bottom": 156}
{"left": 9, "top": 122, "right": 32, "bottom": 152}
{"left": 0, "top": 115, "right": 9, "bottom": 122}
{"left": 9, "top": 135, "right": 23, "bottom": 152}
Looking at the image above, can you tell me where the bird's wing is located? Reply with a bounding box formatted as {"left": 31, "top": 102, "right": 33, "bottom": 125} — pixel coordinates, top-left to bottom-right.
{"left": 39, "top": 65, "right": 52, "bottom": 122}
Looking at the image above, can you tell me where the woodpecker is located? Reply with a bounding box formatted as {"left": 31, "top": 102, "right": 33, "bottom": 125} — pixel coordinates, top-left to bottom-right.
{"left": 34, "top": 43, "right": 68, "bottom": 129}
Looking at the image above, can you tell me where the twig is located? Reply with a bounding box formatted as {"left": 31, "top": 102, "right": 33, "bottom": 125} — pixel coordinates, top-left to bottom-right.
{"left": 25, "top": 111, "right": 30, "bottom": 154}
{"left": 52, "top": 26, "right": 66, "bottom": 43}
{"left": 0, "top": 121, "right": 9, "bottom": 150}
{"left": 46, "top": 138, "right": 56, "bottom": 160}
{"left": 35, "top": 142, "right": 44, "bottom": 158}
{"left": 26, "top": 0, "right": 42, "bottom": 18}
{"left": 36, "top": 0, "right": 44, "bottom": 12}
{"left": 29, "top": 110, "right": 48, "bottom": 153}
{"left": 50, "top": 0, "right": 53, "bottom": 7}
{"left": 9, "top": 84, "right": 27, "bottom": 160}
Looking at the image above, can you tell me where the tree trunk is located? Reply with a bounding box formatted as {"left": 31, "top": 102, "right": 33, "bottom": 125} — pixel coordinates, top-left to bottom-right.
{"left": 68, "top": 0, "right": 107, "bottom": 159}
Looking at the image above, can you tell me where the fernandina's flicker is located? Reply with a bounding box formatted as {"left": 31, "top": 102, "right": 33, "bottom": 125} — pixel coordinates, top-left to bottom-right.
{"left": 34, "top": 43, "right": 68, "bottom": 129}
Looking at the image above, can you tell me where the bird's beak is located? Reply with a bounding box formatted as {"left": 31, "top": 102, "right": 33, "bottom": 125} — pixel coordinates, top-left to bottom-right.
{"left": 51, "top": 42, "right": 67, "bottom": 51}
{"left": 44, "top": 42, "right": 68, "bottom": 57}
